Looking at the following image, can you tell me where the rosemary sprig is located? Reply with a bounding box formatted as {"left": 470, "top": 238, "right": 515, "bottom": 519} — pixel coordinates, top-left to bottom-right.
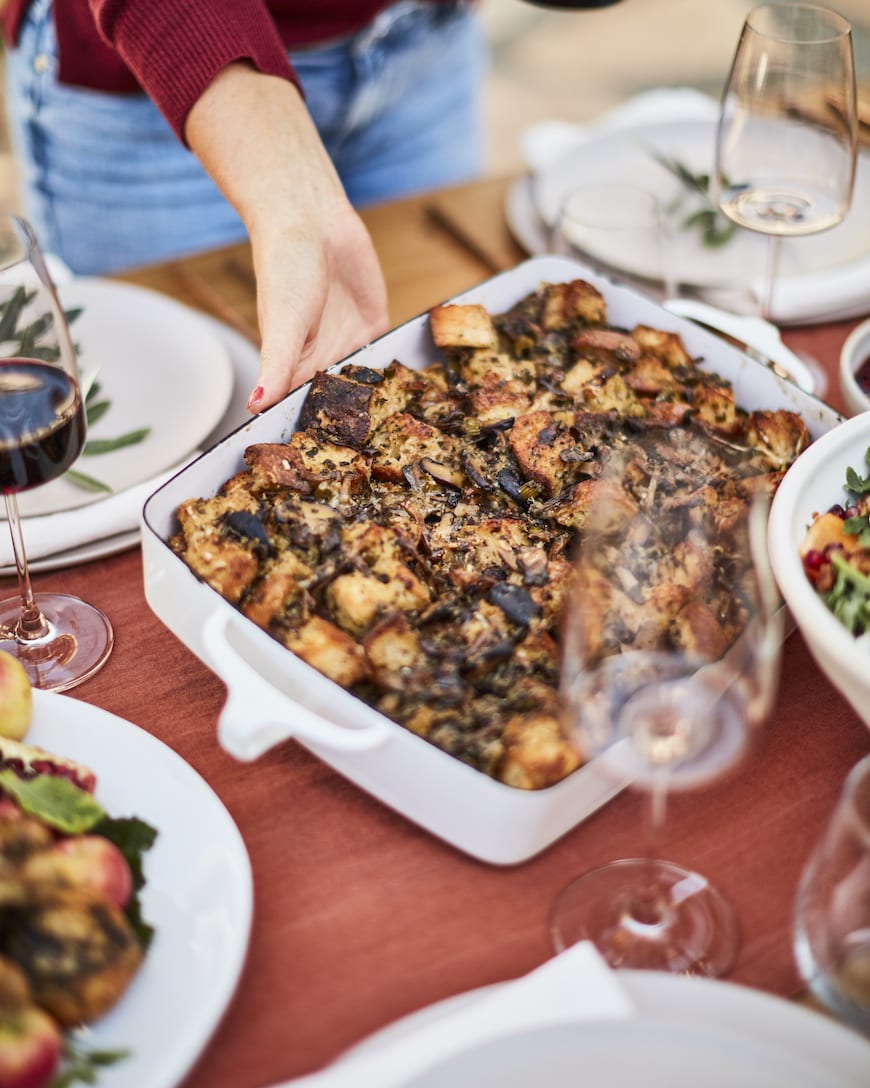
{"left": 650, "top": 151, "right": 737, "bottom": 249}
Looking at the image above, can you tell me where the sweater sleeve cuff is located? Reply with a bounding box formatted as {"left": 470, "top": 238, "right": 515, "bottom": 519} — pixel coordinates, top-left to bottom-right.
{"left": 91, "top": 0, "right": 301, "bottom": 144}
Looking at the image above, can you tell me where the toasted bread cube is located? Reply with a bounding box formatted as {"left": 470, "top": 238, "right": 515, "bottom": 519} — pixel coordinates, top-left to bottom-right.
{"left": 241, "top": 550, "right": 312, "bottom": 628}
{"left": 363, "top": 613, "right": 425, "bottom": 690}
{"left": 540, "top": 280, "right": 607, "bottom": 330}
{"left": 430, "top": 303, "right": 498, "bottom": 349}
{"left": 297, "top": 372, "right": 378, "bottom": 449}
{"left": 630, "top": 325, "right": 693, "bottom": 369}
{"left": 743, "top": 409, "right": 811, "bottom": 470}
{"left": 174, "top": 492, "right": 262, "bottom": 603}
{"left": 327, "top": 567, "right": 430, "bottom": 636}
{"left": 367, "top": 412, "right": 461, "bottom": 482}
{"left": 509, "top": 410, "right": 581, "bottom": 498}
{"left": 283, "top": 615, "right": 369, "bottom": 687}
{"left": 498, "top": 712, "right": 581, "bottom": 790}
{"left": 245, "top": 433, "right": 370, "bottom": 499}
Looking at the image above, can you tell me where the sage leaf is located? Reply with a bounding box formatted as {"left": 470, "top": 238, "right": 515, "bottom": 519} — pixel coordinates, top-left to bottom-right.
{"left": 82, "top": 427, "right": 151, "bottom": 456}
{"left": 85, "top": 399, "right": 111, "bottom": 427}
{"left": 65, "top": 468, "right": 113, "bottom": 493}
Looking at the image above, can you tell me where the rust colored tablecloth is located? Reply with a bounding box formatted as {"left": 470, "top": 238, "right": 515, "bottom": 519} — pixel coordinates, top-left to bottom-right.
{"left": 5, "top": 190, "right": 869, "bottom": 1085}
{"left": 21, "top": 553, "right": 870, "bottom": 1088}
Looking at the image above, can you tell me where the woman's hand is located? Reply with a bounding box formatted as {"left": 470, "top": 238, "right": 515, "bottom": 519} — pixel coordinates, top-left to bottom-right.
{"left": 185, "top": 62, "right": 389, "bottom": 411}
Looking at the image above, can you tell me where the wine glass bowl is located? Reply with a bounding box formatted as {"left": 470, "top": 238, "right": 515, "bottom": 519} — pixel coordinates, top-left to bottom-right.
{"left": 551, "top": 432, "right": 782, "bottom": 976}
{"left": 794, "top": 753, "right": 870, "bottom": 1033}
{"left": 712, "top": 3, "right": 858, "bottom": 320}
{"left": 0, "top": 215, "right": 113, "bottom": 690}
{"left": 549, "top": 183, "right": 675, "bottom": 301}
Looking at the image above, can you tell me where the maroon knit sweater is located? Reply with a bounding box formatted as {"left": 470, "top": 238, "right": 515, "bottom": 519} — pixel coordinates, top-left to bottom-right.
{"left": 1, "top": 1, "right": 448, "bottom": 140}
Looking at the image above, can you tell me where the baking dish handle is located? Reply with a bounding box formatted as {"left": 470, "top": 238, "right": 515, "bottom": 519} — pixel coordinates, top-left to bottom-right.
{"left": 201, "top": 610, "right": 391, "bottom": 761}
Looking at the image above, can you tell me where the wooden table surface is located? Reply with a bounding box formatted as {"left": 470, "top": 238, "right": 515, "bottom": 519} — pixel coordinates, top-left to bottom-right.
{"left": 9, "top": 175, "right": 870, "bottom": 1086}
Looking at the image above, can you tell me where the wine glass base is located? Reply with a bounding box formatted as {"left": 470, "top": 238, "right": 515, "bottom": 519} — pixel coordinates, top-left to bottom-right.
{"left": 0, "top": 592, "right": 113, "bottom": 693}
{"left": 550, "top": 858, "right": 739, "bottom": 978}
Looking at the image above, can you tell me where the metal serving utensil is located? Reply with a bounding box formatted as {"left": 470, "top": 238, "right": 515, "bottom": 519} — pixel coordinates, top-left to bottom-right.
{"left": 662, "top": 297, "right": 818, "bottom": 395}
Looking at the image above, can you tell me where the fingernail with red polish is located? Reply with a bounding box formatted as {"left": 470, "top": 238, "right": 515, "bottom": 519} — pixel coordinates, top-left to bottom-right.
{"left": 247, "top": 385, "right": 264, "bottom": 411}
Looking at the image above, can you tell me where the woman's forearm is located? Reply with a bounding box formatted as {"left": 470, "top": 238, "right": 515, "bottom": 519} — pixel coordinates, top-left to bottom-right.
{"left": 184, "top": 61, "right": 389, "bottom": 410}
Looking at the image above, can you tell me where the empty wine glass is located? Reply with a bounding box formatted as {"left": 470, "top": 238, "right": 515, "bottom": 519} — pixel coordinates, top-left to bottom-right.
{"left": 0, "top": 214, "right": 113, "bottom": 690}
{"left": 712, "top": 4, "right": 857, "bottom": 350}
{"left": 794, "top": 753, "right": 870, "bottom": 1033}
{"left": 550, "top": 432, "right": 782, "bottom": 976}
{"left": 550, "top": 183, "right": 677, "bottom": 301}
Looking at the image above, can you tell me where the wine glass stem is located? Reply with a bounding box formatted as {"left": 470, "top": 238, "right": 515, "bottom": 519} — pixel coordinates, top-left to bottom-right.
{"left": 629, "top": 773, "right": 670, "bottom": 926}
{"left": 3, "top": 493, "right": 49, "bottom": 640}
{"left": 761, "top": 235, "right": 782, "bottom": 322}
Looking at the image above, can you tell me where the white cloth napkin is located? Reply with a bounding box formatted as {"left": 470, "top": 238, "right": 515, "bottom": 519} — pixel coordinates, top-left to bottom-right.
{"left": 522, "top": 88, "right": 870, "bottom": 325}
{"left": 520, "top": 87, "right": 720, "bottom": 174}
{"left": 0, "top": 459, "right": 192, "bottom": 567}
{"left": 273, "top": 942, "right": 634, "bottom": 1088}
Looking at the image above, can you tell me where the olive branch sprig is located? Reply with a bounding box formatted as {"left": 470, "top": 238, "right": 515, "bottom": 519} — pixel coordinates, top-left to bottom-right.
{"left": 650, "top": 151, "right": 737, "bottom": 250}
{"left": 0, "top": 286, "right": 151, "bottom": 493}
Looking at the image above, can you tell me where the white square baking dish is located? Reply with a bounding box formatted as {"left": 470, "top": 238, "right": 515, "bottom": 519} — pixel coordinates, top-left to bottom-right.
{"left": 141, "top": 255, "right": 840, "bottom": 865}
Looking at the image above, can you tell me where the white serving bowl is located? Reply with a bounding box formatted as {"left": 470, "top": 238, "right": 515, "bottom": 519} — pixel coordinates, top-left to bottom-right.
{"left": 839, "top": 317, "right": 870, "bottom": 416}
{"left": 768, "top": 411, "right": 870, "bottom": 731}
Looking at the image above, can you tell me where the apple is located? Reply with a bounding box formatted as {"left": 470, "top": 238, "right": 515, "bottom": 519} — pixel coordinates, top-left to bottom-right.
{"left": 0, "top": 1005, "right": 61, "bottom": 1088}
{"left": 22, "top": 836, "right": 133, "bottom": 909}
{"left": 0, "top": 653, "right": 32, "bottom": 742}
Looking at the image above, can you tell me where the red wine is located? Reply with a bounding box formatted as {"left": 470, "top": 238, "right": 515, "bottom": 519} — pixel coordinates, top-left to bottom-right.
{"left": 0, "top": 359, "right": 85, "bottom": 493}
{"left": 855, "top": 355, "right": 870, "bottom": 397}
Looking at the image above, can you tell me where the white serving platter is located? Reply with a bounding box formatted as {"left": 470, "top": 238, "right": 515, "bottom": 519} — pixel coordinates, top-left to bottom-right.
{"left": 141, "top": 255, "right": 841, "bottom": 866}
{"left": 29, "top": 691, "right": 253, "bottom": 1088}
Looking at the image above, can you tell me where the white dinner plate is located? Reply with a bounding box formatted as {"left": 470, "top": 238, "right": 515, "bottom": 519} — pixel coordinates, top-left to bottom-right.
{"left": 522, "top": 119, "right": 870, "bottom": 323}
{"left": 26, "top": 690, "right": 254, "bottom": 1088}
{"left": 13, "top": 278, "right": 235, "bottom": 518}
{"left": 339, "top": 972, "right": 870, "bottom": 1088}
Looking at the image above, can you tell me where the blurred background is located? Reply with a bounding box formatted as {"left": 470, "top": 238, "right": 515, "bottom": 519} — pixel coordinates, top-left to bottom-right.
{"left": 0, "top": 0, "right": 868, "bottom": 209}
{"left": 481, "top": 0, "right": 870, "bottom": 175}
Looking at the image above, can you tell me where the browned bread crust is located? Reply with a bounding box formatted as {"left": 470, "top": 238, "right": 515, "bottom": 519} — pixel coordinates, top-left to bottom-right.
{"left": 171, "top": 280, "right": 809, "bottom": 789}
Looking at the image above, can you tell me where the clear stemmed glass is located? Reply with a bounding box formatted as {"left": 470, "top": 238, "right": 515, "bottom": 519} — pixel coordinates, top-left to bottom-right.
{"left": 550, "top": 434, "right": 782, "bottom": 976}
{"left": 549, "top": 182, "right": 677, "bottom": 301}
{"left": 794, "top": 753, "right": 870, "bottom": 1033}
{"left": 712, "top": 3, "right": 857, "bottom": 336}
{"left": 0, "top": 214, "right": 113, "bottom": 691}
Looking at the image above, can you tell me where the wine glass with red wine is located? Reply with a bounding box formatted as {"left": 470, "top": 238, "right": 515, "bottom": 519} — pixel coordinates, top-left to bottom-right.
{"left": 0, "top": 215, "right": 113, "bottom": 691}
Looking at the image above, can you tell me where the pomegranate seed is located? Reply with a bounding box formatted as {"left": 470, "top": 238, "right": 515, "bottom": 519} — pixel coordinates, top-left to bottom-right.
{"left": 804, "top": 549, "right": 826, "bottom": 571}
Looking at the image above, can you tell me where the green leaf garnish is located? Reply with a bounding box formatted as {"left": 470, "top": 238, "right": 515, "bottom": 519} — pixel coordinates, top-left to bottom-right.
{"left": 92, "top": 814, "right": 159, "bottom": 948}
{"left": 82, "top": 427, "right": 151, "bottom": 457}
{"left": 85, "top": 399, "right": 111, "bottom": 427}
{"left": 0, "top": 770, "right": 105, "bottom": 834}
{"left": 844, "top": 449, "right": 870, "bottom": 497}
{"left": 0, "top": 286, "right": 31, "bottom": 341}
{"left": 823, "top": 550, "right": 870, "bottom": 637}
{"left": 64, "top": 469, "right": 113, "bottom": 493}
{"left": 651, "top": 151, "right": 737, "bottom": 250}
{"left": 51, "top": 1039, "right": 131, "bottom": 1088}
{"left": 842, "top": 515, "right": 870, "bottom": 549}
